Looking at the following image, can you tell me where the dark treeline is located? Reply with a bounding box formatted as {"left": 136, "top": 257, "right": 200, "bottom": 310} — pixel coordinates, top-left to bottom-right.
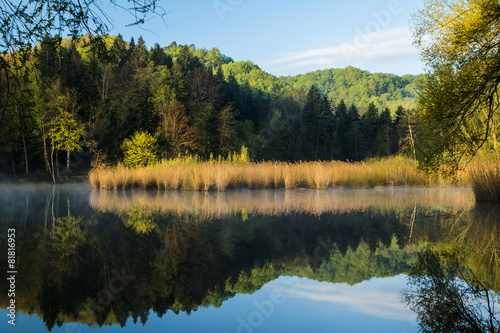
{"left": 0, "top": 35, "right": 416, "bottom": 178}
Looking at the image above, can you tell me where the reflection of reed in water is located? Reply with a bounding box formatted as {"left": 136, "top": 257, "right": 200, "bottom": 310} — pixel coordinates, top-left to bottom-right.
{"left": 454, "top": 203, "right": 500, "bottom": 282}
{"left": 89, "top": 187, "right": 474, "bottom": 218}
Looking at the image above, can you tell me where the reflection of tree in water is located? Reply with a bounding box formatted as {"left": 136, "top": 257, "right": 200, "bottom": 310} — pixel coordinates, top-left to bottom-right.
{"left": 463, "top": 204, "right": 500, "bottom": 286}
{"left": 0, "top": 198, "right": 419, "bottom": 330}
{"left": 403, "top": 247, "right": 500, "bottom": 333}
{"left": 47, "top": 216, "right": 85, "bottom": 275}
{"left": 416, "top": 203, "right": 500, "bottom": 291}
{"left": 402, "top": 201, "right": 500, "bottom": 333}
{"left": 2, "top": 186, "right": 499, "bottom": 331}
{"left": 123, "top": 207, "right": 159, "bottom": 234}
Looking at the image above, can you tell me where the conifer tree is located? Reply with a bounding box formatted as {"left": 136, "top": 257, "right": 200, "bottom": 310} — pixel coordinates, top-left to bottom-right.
{"left": 361, "top": 102, "right": 379, "bottom": 157}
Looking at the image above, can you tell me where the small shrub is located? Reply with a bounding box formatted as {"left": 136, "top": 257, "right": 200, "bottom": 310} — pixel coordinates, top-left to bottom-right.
{"left": 121, "top": 131, "right": 159, "bottom": 167}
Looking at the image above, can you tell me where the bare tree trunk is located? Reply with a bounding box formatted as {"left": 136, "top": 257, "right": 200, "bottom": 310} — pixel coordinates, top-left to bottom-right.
{"left": 56, "top": 150, "right": 60, "bottom": 180}
{"left": 66, "top": 149, "right": 70, "bottom": 172}
{"left": 41, "top": 121, "right": 50, "bottom": 173}
{"left": 408, "top": 111, "right": 417, "bottom": 167}
{"left": 51, "top": 186, "right": 56, "bottom": 229}
{"left": 492, "top": 112, "right": 498, "bottom": 153}
{"left": 50, "top": 136, "right": 56, "bottom": 183}
{"left": 409, "top": 203, "right": 416, "bottom": 244}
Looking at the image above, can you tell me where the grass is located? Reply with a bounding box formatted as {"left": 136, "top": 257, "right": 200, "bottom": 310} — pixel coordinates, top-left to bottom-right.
{"left": 469, "top": 158, "right": 500, "bottom": 202}
{"left": 88, "top": 156, "right": 470, "bottom": 191}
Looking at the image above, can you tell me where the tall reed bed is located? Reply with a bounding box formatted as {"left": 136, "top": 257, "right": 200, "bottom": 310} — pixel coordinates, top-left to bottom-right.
{"left": 469, "top": 158, "right": 500, "bottom": 202}
{"left": 89, "top": 156, "right": 468, "bottom": 191}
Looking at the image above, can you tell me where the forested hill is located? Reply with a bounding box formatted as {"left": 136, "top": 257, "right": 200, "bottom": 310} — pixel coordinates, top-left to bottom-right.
{"left": 185, "top": 43, "right": 419, "bottom": 112}
{"left": 279, "top": 67, "right": 419, "bottom": 111}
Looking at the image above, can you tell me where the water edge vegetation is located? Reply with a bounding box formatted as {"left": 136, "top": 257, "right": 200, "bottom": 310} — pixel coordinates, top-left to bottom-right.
{"left": 88, "top": 155, "right": 472, "bottom": 191}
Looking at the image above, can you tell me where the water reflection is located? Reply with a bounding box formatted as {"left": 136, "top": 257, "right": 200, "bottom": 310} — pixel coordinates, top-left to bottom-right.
{"left": 401, "top": 201, "right": 500, "bottom": 333}
{"left": 89, "top": 187, "right": 474, "bottom": 217}
{"left": 0, "top": 185, "right": 498, "bottom": 332}
{"left": 403, "top": 247, "right": 500, "bottom": 333}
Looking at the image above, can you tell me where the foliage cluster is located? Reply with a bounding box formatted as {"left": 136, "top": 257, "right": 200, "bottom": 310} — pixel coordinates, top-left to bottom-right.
{"left": 412, "top": 0, "right": 500, "bottom": 171}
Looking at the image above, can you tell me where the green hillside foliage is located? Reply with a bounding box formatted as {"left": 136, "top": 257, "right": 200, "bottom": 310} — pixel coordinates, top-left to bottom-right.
{"left": 279, "top": 67, "right": 420, "bottom": 112}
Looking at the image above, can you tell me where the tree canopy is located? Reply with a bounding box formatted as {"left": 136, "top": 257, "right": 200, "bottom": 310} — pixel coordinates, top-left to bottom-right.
{"left": 412, "top": 0, "right": 500, "bottom": 170}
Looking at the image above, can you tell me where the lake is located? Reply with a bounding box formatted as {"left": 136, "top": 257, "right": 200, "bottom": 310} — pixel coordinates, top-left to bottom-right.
{"left": 1, "top": 184, "right": 498, "bottom": 332}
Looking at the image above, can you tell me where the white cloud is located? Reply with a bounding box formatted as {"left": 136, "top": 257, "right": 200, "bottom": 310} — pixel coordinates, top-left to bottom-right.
{"left": 269, "top": 276, "right": 415, "bottom": 322}
{"left": 264, "top": 27, "right": 420, "bottom": 75}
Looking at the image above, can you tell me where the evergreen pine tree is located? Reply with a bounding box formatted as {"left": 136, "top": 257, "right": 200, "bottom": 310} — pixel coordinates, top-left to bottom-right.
{"left": 361, "top": 102, "right": 379, "bottom": 157}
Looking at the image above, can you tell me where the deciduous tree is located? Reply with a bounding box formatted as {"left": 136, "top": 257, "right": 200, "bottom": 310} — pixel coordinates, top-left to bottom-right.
{"left": 121, "top": 131, "right": 159, "bottom": 167}
{"left": 412, "top": 0, "right": 500, "bottom": 170}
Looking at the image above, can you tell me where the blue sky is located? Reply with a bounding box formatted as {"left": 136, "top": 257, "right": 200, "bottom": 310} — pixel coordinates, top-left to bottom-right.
{"left": 105, "top": 0, "right": 425, "bottom": 77}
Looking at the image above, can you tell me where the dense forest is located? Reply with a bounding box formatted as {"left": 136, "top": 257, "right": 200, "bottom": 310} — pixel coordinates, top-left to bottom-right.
{"left": 0, "top": 35, "right": 418, "bottom": 178}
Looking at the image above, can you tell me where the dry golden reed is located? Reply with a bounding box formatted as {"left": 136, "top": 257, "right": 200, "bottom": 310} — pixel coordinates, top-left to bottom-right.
{"left": 88, "top": 156, "right": 470, "bottom": 191}
{"left": 469, "top": 159, "right": 500, "bottom": 202}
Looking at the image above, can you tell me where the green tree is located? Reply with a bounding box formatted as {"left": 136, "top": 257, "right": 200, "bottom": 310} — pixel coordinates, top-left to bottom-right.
{"left": 261, "top": 110, "right": 290, "bottom": 160}
{"left": 332, "top": 99, "right": 348, "bottom": 160}
{"left": 50, "top": 97, "right": 84, "bottom": 172}
{"left": 121, "top": 131, "right": 159, "bottom": 167}
{"left": 361, "top": 102, "right": 379, "bottom": 157}
{"left": 394, "top": 106, "right": 417, "bottom": 161}
{"left": 217, "top": 104, "right": 238, "bottom": 156}
{"left": 299, "top": 85, "right": 332, "bottom": 160}
{"left": 150, "top": 43, "right": 173, "bottom": 68}
{"left": 1, "top": 0, "right": 165, "bottom": 114}
{"left": 412, "top": 0, "right": 500, "bottom": 169}
{"left": 376, "top": 107, "right": 393, "bottom": 157}
{"left": 46, "top": 84, "right": 84, "bottom": 176}
{"left": 123, "top": 207, "right": 159, "bottom": 234}
{"left": 346, "top": 104, "right": 364, "bottom": 161}
{"left": 185, "top": 67, "right": 224, "bottom": 156}
{"left": 118, "top": 66, "right": 157, "bottom": 143}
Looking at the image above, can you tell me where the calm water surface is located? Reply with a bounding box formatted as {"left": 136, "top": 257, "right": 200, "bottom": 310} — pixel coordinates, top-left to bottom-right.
{"left": 0, "top": 184, "right": 496, "bottom": 332}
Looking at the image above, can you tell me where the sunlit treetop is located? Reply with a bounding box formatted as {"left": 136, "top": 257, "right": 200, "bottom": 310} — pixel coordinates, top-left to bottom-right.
{"left": 411, "top": 0, "right": 500, "bottom": 170}
{"left": 413, "top": 0, "right": 500, "bottom": 70}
